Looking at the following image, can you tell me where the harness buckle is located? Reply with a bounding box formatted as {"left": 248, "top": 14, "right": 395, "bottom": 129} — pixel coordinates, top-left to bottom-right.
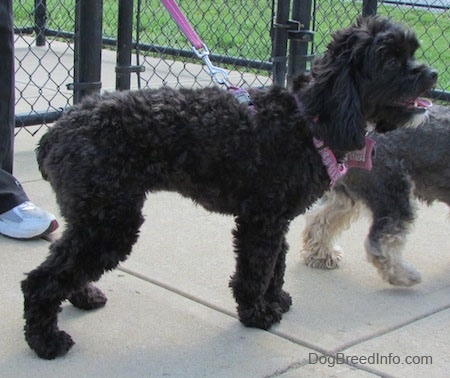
{"left": 229, "top": 87, "right": 252, "bottom": 105}
{"left": 193, "top": 44, "right": 231, "bottom": 88}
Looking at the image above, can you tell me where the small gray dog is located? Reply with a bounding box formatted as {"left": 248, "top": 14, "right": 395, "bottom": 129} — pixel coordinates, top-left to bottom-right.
{"left": 302, "top": 105, "right": 449, "bottom": 286}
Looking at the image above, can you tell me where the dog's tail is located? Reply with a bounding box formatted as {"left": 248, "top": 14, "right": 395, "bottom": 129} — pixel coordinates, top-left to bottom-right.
{"left": 35, "top": 130, "right": 54, "bottom": 181}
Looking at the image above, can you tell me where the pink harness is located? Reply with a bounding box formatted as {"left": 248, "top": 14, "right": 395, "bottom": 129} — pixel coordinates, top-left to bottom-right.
{"left": 313, "top": 136, "right": 375, "bottom": 186}
{"left": 294, "top": 95, "right": 375, "bottom": 186}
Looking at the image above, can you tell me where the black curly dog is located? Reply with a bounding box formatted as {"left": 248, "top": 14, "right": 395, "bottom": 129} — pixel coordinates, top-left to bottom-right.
{"left": 22, "top": 16, "right": 437, "bottom": 359}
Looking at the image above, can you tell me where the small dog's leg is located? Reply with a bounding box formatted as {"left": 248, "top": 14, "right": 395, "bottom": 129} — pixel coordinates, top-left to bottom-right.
{"left": 230, "top": 218, "right": 289, "bottom": 330}
{"left": 302, "top": 189, "right": 360, "bottom": 269}
{"left": 265, "top": 237, "right": 292, "bottom": 313}
{"left": 365, "top": 217, "right": 421, "bottom": 286}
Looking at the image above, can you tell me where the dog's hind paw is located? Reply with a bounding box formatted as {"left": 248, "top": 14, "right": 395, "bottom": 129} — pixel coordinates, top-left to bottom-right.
{"left": 26, "top": 330, "right": 74, "bottom": 360}
{"left": 68, "top": 283, "right": 108, "bottom": 310}
{"left": 301, "top": 246, "right": 343, "bottom": 269}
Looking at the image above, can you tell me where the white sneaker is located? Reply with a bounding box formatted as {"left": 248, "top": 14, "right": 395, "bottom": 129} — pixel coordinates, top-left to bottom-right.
{"left": 0, "top": 201, "right": 59, "bottom": 239}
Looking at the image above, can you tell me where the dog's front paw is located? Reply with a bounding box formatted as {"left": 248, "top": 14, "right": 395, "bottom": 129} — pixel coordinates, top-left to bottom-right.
{"left": 386, "top": 263, "right": 422, "bottom": 287}
{"left": 266, "top": 289, "right": 292, "bottom": 313}
{"left": 368, "top": 253, "right": 422, "bottom": 287}
{"left": 301, "top": 246, "right": 343, "bottom": 269}
{"left": 25, "top": 329, "right": 74, "bottom": 360}
{"left": 237, "top": 300, "right": 285, "bottom": 330}
{"left": 68, "top": 283, "right": 108, "bottom": 310}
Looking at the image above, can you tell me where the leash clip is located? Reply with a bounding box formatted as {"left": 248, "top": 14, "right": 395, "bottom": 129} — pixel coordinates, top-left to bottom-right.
{"left": 193, "top": 44, "right": 231, "bottom": 88}
{"left": 163, "top": 0, "right": 232, "bottom": 88}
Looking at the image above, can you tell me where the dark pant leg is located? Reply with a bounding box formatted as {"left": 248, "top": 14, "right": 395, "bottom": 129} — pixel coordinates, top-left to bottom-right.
{"left": 0, "top": 168, "right": 29, "bottom": 214}
{"left": 0, "top": 1, "right": 28, "bottom": 214}
{"left": 0, "top": 0, "right": 15, "bottom": 173}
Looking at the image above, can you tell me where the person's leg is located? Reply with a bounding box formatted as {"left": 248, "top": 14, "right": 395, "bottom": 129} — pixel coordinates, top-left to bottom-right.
{"left": 0, "top": 169, "right": 29, "bottom": 214}
{"left": 0, "top": 0, "right": 15, "bottom": 173}
{"left": 0, "top": 169, "right": 58, "bottom": 239}
{"left": 0, "top": 2, "right": 59, "bottom": 239}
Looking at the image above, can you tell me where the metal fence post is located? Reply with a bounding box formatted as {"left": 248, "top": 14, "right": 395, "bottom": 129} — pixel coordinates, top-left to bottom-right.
{"left": 271, "top": 0, "right": 291, "bottom": 87}
{"left": 362, "top": 0, "right": 378, "bottom": 16}
{"left": 72, "top": 0, "right": 103, "bottom": 103}
{"left": 116, "top": 0, "right": 133, "bottom": 90}
{"left": 286, "top": 0, "right": 314, "bottom": 89}
{"left": 34, "top": 0, "right": 47, "bottom": 46}
{"left": 115, "top": 0, "right": 145, "bottom": 91}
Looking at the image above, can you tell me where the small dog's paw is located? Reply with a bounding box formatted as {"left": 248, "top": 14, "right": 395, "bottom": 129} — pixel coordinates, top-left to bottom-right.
{"left": 26, "top": 330, "right": 74, "bottom": 360}
{"left": 369, "top": 253, "right": 422, "bottom": 287}
{"left": 237, "top": 301, "right": 284, "bottom": 330}
{"left": 301, "top": 246, "right": 343, "bottom": 269}
{"left": 265, "top": 290, "right": 292, "bottom": 313}
{"left": 276, "top": 290, "right": 292, "bottom": 313}
{"left": 386, "top": 263, "right": 422, "bottom": 287}
{"left": 68, "top": 283, "right": 107, "bottom": 310}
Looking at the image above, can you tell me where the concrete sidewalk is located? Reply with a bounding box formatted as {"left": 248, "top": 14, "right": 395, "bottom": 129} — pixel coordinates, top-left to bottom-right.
{"left": 1, "top": 37, "right": 450, "bottom": 377}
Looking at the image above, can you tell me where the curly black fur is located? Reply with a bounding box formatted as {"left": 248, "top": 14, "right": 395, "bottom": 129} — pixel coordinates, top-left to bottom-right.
{"left": 21, "top": 16, "right": 437, "bottom": 359}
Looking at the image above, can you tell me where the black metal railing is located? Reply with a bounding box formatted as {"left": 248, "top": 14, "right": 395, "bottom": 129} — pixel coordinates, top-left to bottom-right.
{"left": 10, "top": 0, "right": 450, "bottom": 132}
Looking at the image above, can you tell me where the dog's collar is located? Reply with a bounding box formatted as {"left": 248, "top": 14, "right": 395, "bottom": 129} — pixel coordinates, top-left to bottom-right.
{"left": 293, "top": 93, "right": 375, "bottom": 186}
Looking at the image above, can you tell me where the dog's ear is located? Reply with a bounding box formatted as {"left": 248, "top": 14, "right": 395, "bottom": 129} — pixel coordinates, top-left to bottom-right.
{"left": 303, "top": 19, "right": 377, "bottom": 151}
{"left": 306, "top": 64, "right": 366, "bottom": 152}
{"left": 321, "top": 65, "right": 365, "bottom": 151}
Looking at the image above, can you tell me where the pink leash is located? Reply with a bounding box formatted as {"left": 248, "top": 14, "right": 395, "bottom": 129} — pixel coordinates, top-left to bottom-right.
{"left": 161, "top": 0, "right": 203, "bottom": 49}
{"left": 162, "top": 0, "right": 231, "bottom": 87}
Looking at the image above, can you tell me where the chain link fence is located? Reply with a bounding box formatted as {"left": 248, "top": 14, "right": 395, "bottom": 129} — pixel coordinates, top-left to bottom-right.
{"left": 12, "top": 0, "right": 449, "bottom": 135}
{"left": 117, "top": 0, "right": 274, "bottom": 89}
{"left": 14, "top": 0, "right": 76, "bottom": 134}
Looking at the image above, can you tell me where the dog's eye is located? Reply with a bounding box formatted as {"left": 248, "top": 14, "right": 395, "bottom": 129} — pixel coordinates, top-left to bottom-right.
{"left": 392, "top": 46, "right": 407, "bottom": 60}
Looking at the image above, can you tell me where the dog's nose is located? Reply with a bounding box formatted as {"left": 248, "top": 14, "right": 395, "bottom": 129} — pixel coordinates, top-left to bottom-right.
{"left": 426, "top": 69, "right": 438, "bottom": 81}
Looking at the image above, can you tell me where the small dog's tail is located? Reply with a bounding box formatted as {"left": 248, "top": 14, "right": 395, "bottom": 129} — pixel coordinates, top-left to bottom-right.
{"left": 35, "top": 130, "right": 53, "bottom": 181}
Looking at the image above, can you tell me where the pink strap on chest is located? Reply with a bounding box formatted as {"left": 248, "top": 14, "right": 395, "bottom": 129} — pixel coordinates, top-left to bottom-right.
{"left": 313, "top": 138, "right": 348, "bottom": 186}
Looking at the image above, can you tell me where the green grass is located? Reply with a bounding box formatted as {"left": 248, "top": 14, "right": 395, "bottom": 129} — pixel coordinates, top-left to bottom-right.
{"left": 13, "top": 0, "right": 449, "bottom": 91}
